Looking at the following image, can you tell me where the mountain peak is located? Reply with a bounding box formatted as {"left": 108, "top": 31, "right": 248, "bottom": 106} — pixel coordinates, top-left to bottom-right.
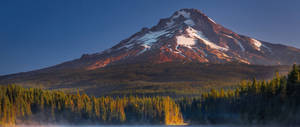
{"left": 50, "top": 9, "right": 300, "bottom": 70}
{"left": 173, "top": 8, "right": 216, "bottom": 24}
{"left": 154, "top": 9, "right": 217, "bottom": 32}
{"left": 174, "top": 8, "right": 206, "bottom": 17}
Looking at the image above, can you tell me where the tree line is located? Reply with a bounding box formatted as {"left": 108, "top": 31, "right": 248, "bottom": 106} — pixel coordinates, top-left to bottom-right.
{"left": 178, "top": 64, "right": 300, "bottom": 125}
{"left": 0, "top": 86, "right": 184, "bottom": 126}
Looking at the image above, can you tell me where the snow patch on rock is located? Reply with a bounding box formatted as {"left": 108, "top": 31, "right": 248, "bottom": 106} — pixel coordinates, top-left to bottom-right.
{"left": 117, "top": 29, "right": 171, "bottom": 52}
{"left": 208, "top": 17, "right": 216, "bottom": 24}
{"left": 250, "top": 38, "right": 262, "bottom": 51}
{"left": 224, "top": 35, "right": 245, "bottom": 52}
{"left": 251, "top": 38, "right": 272, "bottom": 53}
{"left": 170, "top": 10, "right": 196, "bottom": 27}
{"left": 136, "top": 44, "right": 151, "bottom": 55}
{"left": 173, "top": 10, "right": 191, "bottom": 19}
{"left": 176, "top": 35, "right": 196, "bottom": 49}
{"left": 166, "top": 20, "right": 174, "bottom": 27}
{"left": 134, "top": 30, "right": 172, "bottom": 55}
{"left": 176, "top": 27, "right": 228, "bottom": 51}
{"left": 138, "top": 30, "right": 169, "bottom": 45}
{"left": 184, "top": 19, "right": 195, "bottom": 26}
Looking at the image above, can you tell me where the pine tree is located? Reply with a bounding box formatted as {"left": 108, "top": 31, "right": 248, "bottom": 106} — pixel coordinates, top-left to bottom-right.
{"left": 288, "top": 64, "right": 300, "bottom": 84}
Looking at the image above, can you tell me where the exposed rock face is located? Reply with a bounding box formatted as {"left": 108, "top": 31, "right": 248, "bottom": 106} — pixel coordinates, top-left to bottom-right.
{"left": 47, "top": 8, "right": 300, "bottom": 71}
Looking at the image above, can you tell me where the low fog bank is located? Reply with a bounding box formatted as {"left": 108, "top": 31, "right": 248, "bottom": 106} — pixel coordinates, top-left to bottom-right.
{"left": 15, "top": 125, "right": 299, "bottom": 127}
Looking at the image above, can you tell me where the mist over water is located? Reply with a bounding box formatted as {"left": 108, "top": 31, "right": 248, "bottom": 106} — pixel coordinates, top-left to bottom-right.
{"left": 15, "top": 125, "right": 287, "bottom": 127}
{"left": 14, "top": 126, "right": 227, "bottom": 127}
{"left": 16, "top": 126, "right": 193, "bottom": 127}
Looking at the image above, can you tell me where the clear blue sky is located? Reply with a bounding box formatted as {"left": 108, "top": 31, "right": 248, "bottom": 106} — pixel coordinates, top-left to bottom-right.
{"left": 0, "top": 0, "right": 300, "bottom": 75}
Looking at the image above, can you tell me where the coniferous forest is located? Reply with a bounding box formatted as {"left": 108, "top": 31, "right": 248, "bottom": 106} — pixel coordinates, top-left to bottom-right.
{"left": 0, "top": 64, "right": 300, "bottom": 126}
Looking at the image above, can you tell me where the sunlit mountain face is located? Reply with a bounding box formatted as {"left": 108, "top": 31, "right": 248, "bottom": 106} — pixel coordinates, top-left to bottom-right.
{"left": 40, "top": 8, "right": 299, "bottom": 71}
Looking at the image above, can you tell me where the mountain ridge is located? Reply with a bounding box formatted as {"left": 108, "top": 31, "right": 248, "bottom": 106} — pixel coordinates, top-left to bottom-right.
{"left": 37, "top": 8, "right": 300, "bottom": 72}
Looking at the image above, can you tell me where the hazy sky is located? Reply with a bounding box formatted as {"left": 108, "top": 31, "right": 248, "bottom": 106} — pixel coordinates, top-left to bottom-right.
{"left": 0, "top": 0, "right": 300, "bottom": 75}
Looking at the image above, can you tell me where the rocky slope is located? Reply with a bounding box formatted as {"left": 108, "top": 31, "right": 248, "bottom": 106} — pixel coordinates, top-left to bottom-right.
{"left": 45, "top": 8, "right": 300, "bottom": 72}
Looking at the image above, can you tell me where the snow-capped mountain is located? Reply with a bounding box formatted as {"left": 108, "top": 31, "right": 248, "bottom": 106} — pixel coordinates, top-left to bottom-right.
{"left": 0, "top": 9, "right": 298, "bottom": 95}
{"left": 49, "top": 8, "right": 300, "bottom": 71}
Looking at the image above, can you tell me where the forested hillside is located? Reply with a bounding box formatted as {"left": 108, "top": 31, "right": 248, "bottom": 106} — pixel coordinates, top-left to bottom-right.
{"left": 0, "top": 86, "right": 184, "bottom": 126}
{"left": 0, "top": 63, "right": 290, "bottom": 96}
{"left": 0, "top": 64, "right": 299, "bottom": 126}
{"left": 178, "top": 64, "right": 300, "bottom": 124}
